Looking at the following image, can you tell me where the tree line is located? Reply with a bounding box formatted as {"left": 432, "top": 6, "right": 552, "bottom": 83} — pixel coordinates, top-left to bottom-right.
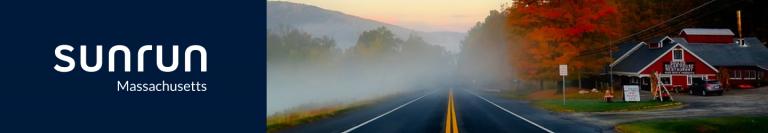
{"left": 268, "top": 26, "right": 454, "bottom": 91}
{"left": 458, "top": 0, "right": 717, "bottom": 91}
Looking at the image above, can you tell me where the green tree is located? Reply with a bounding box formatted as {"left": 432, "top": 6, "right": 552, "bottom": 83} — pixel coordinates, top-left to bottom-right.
{"left": 266, "top": 27, "right": 338, "bottom": 65}
{"left": 348, "top": 27, "right": 400, "bottom": 62}
{"left": 458, "top": 10, "right": 514, "bottom": 89}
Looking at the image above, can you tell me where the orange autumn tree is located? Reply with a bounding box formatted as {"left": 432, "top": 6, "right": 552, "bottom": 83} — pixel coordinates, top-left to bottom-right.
{"left": 506, "top": 0, "right": 622, "bottom": 91}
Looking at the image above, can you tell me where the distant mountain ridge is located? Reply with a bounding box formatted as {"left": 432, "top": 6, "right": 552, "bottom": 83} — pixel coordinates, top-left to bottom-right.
{"left": 267, "top": 1, "right": 465, "bottom": 53}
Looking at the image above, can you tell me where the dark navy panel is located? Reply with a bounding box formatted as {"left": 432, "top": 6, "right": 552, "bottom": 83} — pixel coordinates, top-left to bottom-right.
{"left": 0, "top": 1, "right": 264, "bottom": 132}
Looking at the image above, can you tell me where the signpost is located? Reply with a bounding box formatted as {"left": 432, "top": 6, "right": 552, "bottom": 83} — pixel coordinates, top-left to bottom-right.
{"left": 559, "top": 64, "right": 568, "bottom": 104}
{"left": 623, "top": 85, "right": 641, "bottom": 102}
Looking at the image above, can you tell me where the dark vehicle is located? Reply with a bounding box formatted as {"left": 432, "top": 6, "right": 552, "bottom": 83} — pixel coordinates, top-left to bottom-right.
{"left": 689, "top": 79, "right": 723, "bottom": 96}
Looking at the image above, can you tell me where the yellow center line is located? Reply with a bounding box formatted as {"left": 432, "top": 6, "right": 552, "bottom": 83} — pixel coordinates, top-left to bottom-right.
{"left": 451, "top": 90, "right": 459, "bottom": 133}
{"left": 445, "top": 89, "right": 459, "bottom": 133}
{"left": 445, "top": 90, "right": 451, "bottom": 133}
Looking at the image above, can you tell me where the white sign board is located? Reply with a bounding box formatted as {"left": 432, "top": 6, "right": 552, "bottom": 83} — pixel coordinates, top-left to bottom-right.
{"left": 623, "top": 85, "right": 641, "bottom": 101}
{"left": 559, "top": 64, "right": 568, "bottom": 76}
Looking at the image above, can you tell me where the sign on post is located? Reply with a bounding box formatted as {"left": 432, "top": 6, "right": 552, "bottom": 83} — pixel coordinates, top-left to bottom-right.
{"left": 559, "top": 65, "right": 568, "bottom": 76}
{"left": 623, "top": 85, "right": 641, "bottom": 102}
{"left": 559, "top": 64, "right": 567, "bottom": 104}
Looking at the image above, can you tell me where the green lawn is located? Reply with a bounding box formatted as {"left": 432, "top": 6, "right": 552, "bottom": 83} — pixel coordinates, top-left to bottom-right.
{"left": 503, "top": 88, "right": 683, "bottom": 112}
{"left": 615, "top": 116, "right": 768, "bottom": 133}
{"left": 534, "top": 99, "right": 681, "bottom": 112}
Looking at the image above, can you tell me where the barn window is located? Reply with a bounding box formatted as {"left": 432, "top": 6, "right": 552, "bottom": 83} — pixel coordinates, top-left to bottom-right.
{"left": 673, "top": 49, "right": 683, "bottom": 61}
{"left": 688, "top": 76, "right": 705, "bottom": 85}
{"left": 648, "top": 43, "right": 661, "bottom": 49}
{"left": 660, "top": 76, "right": 671, "bottom": 85}
{"left": 730, "top": 70, "right": 742, "bottom": 80}
{"left": 661, "top": 38, "right": 674, "bottom": 46}
{"left": 630, "top": 77, "right": 640, "bottom": 84}
{"left": 642, "top": 77, "right": 649, "bottom": 85}
{"left": 746, "top": 70, "right": 757, "bottom": 80}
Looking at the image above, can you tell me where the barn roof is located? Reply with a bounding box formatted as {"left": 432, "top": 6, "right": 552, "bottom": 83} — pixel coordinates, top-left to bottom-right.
{"left": 676, "top": 37, "right": 768, "bottom": 70}
{"left": 680, "top": 28, "right": 735, "bottom": 36}
{"left": 612, "top": 40, "right": 642, "bottom": 60}
{"left": 611, "top": 39, "right": 676, "bottom": 73}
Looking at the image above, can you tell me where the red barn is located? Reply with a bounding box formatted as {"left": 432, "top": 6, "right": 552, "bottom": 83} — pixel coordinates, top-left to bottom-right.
{"left": 610, "top": 29, "right": 768, "bottom": 91}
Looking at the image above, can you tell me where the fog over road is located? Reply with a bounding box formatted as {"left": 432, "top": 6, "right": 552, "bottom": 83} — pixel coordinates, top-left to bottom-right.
{"left": 279, "top": 88, "right": 602, "bottom": 133}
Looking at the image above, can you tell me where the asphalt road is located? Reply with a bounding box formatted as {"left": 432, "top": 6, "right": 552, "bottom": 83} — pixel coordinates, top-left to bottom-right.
{"left": 280, "top": 88, "right": 602, "bottom": 133}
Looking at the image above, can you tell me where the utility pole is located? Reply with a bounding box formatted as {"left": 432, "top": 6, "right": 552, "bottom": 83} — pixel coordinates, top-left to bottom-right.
{"left": 737, "top": 10, "right": 742, "bottom": 39}
{"left": 609, "top": 41, "right": 613, "bottom": 93}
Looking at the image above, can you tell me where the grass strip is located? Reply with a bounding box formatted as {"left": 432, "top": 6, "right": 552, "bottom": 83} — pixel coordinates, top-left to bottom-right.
{"left": 615, "top": 116, "right": 768, "bottom": 133}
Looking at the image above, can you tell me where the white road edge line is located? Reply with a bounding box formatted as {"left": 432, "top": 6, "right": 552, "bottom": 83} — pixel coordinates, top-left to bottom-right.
{"left": 466, "top": 89, "right": 555, "bottom": 133}
{"left": 341, "top": 90, "right": 436, "bottom": 133}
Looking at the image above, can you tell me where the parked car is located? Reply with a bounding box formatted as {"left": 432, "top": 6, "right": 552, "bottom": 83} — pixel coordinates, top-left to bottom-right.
{"left": 689, "top": 80, "right": 723, "bottom": 96}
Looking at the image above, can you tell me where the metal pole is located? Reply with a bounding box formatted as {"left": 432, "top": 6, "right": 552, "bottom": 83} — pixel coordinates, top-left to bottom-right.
{"left": 578, "top": 71, "right": 582, "bottom": 90}
{"left": 562, "top": 76, "right": 566, "bottom": 105}
{"left": 609, "top": 41, "right": 614, "bottom": 93}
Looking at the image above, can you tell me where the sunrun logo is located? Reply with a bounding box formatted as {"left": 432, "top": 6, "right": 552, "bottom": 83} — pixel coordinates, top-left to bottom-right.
{"left": 53, "top": 44, "right": 209, "bottom": 92}
{"left": 54, "top": 45, "right": 207, "bottom": 72}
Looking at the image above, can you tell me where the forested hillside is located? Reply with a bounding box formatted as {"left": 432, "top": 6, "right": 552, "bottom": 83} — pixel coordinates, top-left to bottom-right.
{"left": 458, "top": 0, "right": 768, "bottom": 90}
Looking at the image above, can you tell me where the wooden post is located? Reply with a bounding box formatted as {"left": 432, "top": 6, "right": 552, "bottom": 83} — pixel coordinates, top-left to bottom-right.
{"left": 650, "top": 72, "right": 658, "bottom": 100}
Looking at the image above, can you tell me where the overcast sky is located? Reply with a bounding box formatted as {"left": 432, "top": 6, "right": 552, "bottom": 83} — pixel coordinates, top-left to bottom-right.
{"left": 275, "top": 0, "right": 509, "bottom": 33}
